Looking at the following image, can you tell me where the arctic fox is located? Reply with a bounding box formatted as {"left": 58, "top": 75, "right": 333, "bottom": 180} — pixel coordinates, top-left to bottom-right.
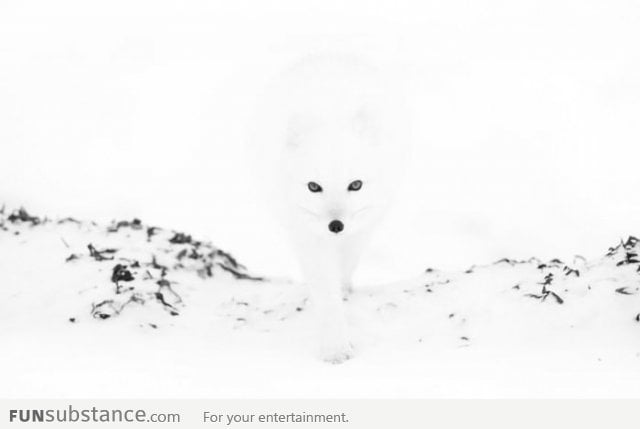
{"left": 248, "top": 55, "right": 410, "bottom": 363}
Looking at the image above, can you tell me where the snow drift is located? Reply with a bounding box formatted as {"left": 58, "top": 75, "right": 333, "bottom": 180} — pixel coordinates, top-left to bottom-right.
{"left": 1, "top": 206, "right": 639, "bottom": 398}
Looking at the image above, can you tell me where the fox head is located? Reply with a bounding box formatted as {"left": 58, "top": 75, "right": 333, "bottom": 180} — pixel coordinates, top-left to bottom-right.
{"left": 247, "top": 54, "right": 410, "bottom": 239}
{"left": 278, "top": 110, "right": 400, "bottom": 238}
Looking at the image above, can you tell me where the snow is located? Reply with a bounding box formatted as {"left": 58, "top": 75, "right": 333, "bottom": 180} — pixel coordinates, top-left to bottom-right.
{"left": 1, "top": 0, "right": 640, "bottom": 399}
{"left": 1, "top": 207, "right": 639, "bottom": 398}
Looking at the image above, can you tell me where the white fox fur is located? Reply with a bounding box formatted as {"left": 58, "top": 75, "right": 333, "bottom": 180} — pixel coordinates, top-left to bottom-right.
{"left": 247, "top": 55, "right": 410, "bottom": 363}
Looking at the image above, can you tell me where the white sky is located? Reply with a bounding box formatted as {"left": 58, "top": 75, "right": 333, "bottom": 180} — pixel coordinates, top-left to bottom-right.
{"left": 1, "top": 0, "right": 639, "bottom": 282}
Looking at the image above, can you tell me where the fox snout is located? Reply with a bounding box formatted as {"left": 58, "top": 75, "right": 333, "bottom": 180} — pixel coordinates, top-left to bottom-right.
{"left": 328, "top": 219, "right": 344, "bottom": 234}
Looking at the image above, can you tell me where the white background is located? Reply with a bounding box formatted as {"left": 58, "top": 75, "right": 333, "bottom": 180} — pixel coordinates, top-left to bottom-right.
{"left": 1, "top": 0, "right": 639, "bottom": 282}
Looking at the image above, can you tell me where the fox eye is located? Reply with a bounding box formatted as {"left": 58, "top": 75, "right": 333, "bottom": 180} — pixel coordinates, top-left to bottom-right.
{"left": 307, "top": 181, "right": 323, "bottom": 193}
{"left": 348, "top": 180, "right": 363, "bottom": 192}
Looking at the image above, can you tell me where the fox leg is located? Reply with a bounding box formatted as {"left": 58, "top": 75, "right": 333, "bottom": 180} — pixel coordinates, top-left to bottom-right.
{"left": 339, "top": 233, "right": 368, "bottom": 297}
{"left": 310, "top": 276, "right": 353, "bottom": 364}
{"left": 296, "top": 240, "right": 353, "bottom": 364}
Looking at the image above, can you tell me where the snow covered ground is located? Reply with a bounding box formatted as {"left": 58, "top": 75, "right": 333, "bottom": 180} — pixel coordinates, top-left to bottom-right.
{"left": 1, "top": 0, "right": 639, "bottom": 399}
{"left": 1, "top": 206, "right": 639, "bottom": 398}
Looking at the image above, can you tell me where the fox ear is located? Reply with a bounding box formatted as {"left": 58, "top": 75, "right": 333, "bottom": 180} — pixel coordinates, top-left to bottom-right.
{"left": 352, "top": 106, "right": 379, "bottom": 144}
{"left": 285, "top": 114, "right": 314, "bottom": 149}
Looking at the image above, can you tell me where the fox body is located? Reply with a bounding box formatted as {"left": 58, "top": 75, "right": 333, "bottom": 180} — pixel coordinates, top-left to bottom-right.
{"left": 248, "top": 56, "right": 409, "bottom": 363}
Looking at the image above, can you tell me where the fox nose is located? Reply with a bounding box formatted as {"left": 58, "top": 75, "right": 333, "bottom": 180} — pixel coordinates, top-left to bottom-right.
{"left": 328, "top": 220, "right": 344, "bottom": 234}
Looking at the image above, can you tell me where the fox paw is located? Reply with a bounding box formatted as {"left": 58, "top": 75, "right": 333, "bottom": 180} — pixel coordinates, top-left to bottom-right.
{"left": 342, "top": 284, "right": 354, "bottom": 300}
{"left": 320, "top": 344, "right": 354, "bottom": 365}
